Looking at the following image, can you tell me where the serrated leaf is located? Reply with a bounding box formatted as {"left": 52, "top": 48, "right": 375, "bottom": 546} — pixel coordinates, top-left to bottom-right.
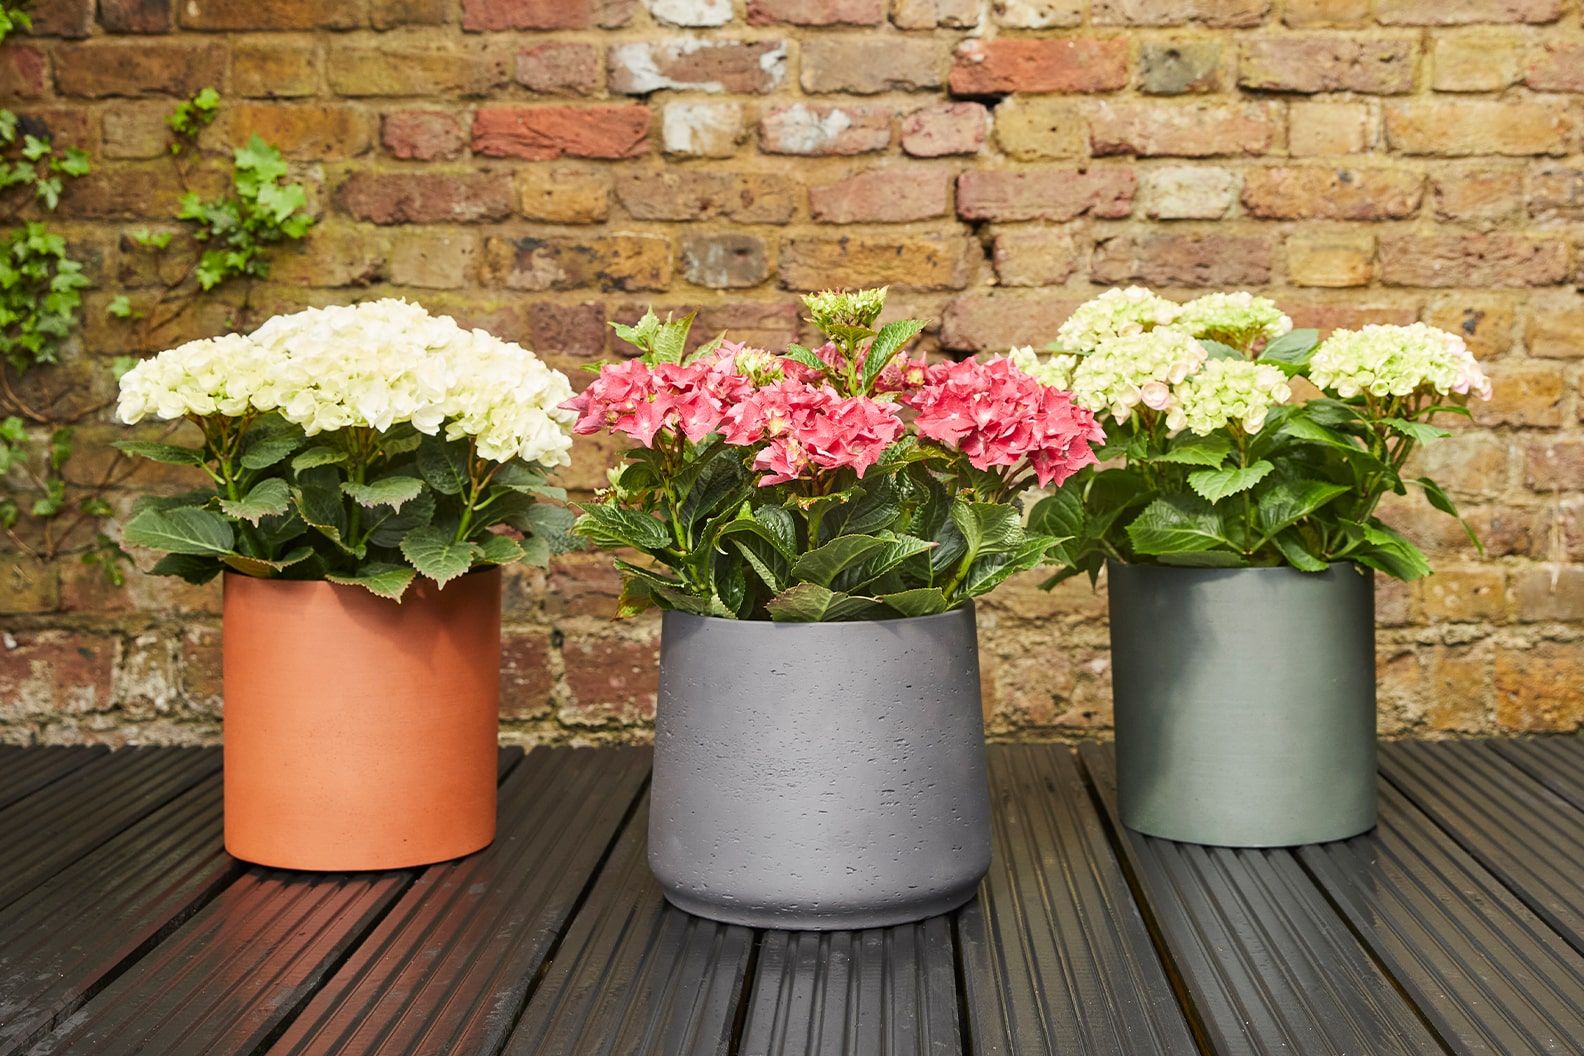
{"left": 112, "top": 440, "right": 205, "bottom": 465}
{"left": 221, "top": 545, "right": 312, "bottom": 577}
{"left": 149, "top": 552, "right": 222, "bottom": 585}
{"left": 782, "top": 344, "right": 828, "bottom": 376}
{"left": 1348, "top": 521, "right": 1432, "bottom": 581}
{"left": 417, "top": 435, "right": 470, "bottom": 495}
{"left": 1255, "top": 479, "right": 1350, "bottom": 539}
{"left": 399, "top": 525, "right": 481, "bottom": 588}
{"left": 960, "top": 536, "right": 1056, "bottom": 598}
{"left": 342, "top": 476, "right": 423, "bottom": 512}
{"left": 950, "top": 501, "right": 1022, "bottom": 556}
{"left": 475, "top": 532, "right": 525, "bottom": 566}
{"left": 291, "top": 446, "right": 346, "bottom": 471}
{"left": 1256, "top": 328, "right": 1320, "bottom": 374}
{"left": 218, "top": 477, "right": 291, "bottom": 525}
{"left": 366, "top": 489, "right": 436, "bottom": 549}
{"left": 327, "top": 562, "right": 416, "bottom": 601}
{"left": 1385, "top": 418, "right": 1451, "bottom": 443}
{"left": 765, "top": 582, "right": 883, "bottom": 623}
{"left": 573, "top": 505, "right": 672, "bottom": 552}
{"left": 1198, "top": 339, "right": 1243, "bottom": 361}
{"left": 1188, "top": 460, "right": 1273, "bottom": 504}
{"left": 790, "top": 534, "right": 893, "bottom": 588}
{"left": 1125, "top": 496, "right": 1236, "bottom": 557}
{"left": 238, "top": 425, "right": 302, "bottom": 470}
{"left": 123, "top": 506, "right": 234, "bottom": 556}
{"left": 859, "top": 318, "right": 926, "bottom": 390}
{"left": 1271, "top": 531, "right": 1328, "bottom": 572}
{"left": 1153, "top": 433, "right": 1233, "bottom": 468}
{"left": 876, "top": 588, "right": 954, "bottom": 618}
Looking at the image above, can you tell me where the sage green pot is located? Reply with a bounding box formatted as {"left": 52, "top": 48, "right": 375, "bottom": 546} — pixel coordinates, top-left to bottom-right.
{"left": 1107, "top": 560, "right": 1378, "bottom": 848}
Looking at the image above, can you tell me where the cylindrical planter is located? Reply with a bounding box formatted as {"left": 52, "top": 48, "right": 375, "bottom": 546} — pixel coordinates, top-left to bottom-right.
{"left": 1108, "top": 561, "right": 1377, "bottom": 847}
{"left": 222, "top": 568, "right": 502, "bottom": 871}
{"left": 649, "top": 605, "right": 991, "bottom": 930}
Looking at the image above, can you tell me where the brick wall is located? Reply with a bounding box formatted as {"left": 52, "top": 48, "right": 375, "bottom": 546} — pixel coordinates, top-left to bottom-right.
{"left": 3, "top": 0, "right": 1582, "bottom": 745}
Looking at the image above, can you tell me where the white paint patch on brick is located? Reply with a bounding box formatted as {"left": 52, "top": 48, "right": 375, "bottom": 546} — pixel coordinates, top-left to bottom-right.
{"left": 763, "top": 104, "right": 853, "bottom": 154}
{"left": 609, "top": 39, "right": 787, "bottom": 95}
{"left": 646, "top": 0, "right": 733, "bottom": 25}
{"left": 662, "top": 101, "right": 745, "bottom": 156}
{"left": 993, "top": 0, "right": 1083, "bottom": 28}
{"left": 1140, "top": 165, "right": 1241, "bottom": 219}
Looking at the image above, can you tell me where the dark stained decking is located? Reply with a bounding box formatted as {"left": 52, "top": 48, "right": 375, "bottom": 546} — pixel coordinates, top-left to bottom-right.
{"left": 1, "top": 740, "right": 1581, "bottom": 1056}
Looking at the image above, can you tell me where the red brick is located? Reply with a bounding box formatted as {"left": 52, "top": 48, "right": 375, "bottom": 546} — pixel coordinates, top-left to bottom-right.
{"left": 940, "top": 291, "right": 1084, "bottom": 352}
{"left": 691, "top": 301, "right": 802, "bottom": 352}
{"left": 901, "top": 102, "right": 987, "bottom": 157}
{"left": 956, "top": 168, "right": 1135, "bottom": 221}
{"left": 1384, "top": 100, "right": 1573, "bottom": 156}
{"left": 463, "top": 0, "right": 590, "bottom": 29}
{"left": 993, "top": 229, "right": 1078, "bottom": 286}
{"left": 802, "top": 37, "right": 947, "bottom": 94}
{"left": 221, "top": 103, "right": 375, "bottom": 161}
{"left": 484, "top": 234, "right": 672, "bottom": 292}
{"left": 179, "top": 0, "right": 359, "bottom": 28}
{"left": 747, "top": 0, "right": 884, "bottom": 24}
{"left": 1375, "top": 0, "right": 1560, "bottom": 23}
{"left": 1093, "top": 233, "right": 1274, "bottom": 286}
{"left": 0, "top": 47, "right": 48, "bottom": 100}
{"left": 760, "top": 104, "right": 892, "bottom": 155}
{"left": 525, "top": 303, "right": 608, "bottom": 359}
{"left": 517, "top": 42, "right": 603, "bottom": 96}
{"left": 0, "top": 631, "right": 115, "bottom": 719}
{"left": 1241, "top": 166, "right": 1423, "bottom": 220}
{"left": 1377, "top": 234, "right": 1569, "bottom": 287}
{"left": 561, "top": 636, "right": 658, "bottom": 727}
{"left": 382, "top": 110, "right": 468, "bottom": 161}
{"left": 809, "top": 168, "right": 949, "bottom": 223}
{"left": 1089, "top": 101, "right": 1282, "bottom": 157}
{"left": 610, "top": 38, "right": 788, "bottom": 95}
{"left": 473, "top": 105, "right": 650, "bottom": 160}
{"left": 1524, "top": 41, "right": 1584, "bottom": 92}
{"left": 500, "top": 631, "right": 553, "bottom": 721}
{"left": 56, "top": 40, "right": 226, "bottom": 98}
{"left": 1495, "top": 642, "right": 1583, "bottom": 732}
{"left": 1238, "top": 35, "right": 1418, "bottom": 94}
{"left": 1093, "top": 0, "right": 1268, "bottom": 25}
{"left": 26, "top": 0, "right": 91, "bottom": 36}
{"left": 778, "top": 234, "right": 972, "bottom": 291}
{"left": 97, "top": 0, "right": 170, "bottom": 32}
{"left": 336, "top": 172, "right": 515, "bottom": 224}
{"left": 948, "top": 38, "right": 1130, "bottom": 95}
{"left": 614, "top": 170, "right": 797, "bottom": 222}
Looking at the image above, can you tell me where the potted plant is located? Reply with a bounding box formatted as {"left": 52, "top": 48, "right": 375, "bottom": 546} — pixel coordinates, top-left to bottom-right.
{"left": 566, "top": 287, "right": 1104, "bottom": 928}
{"left": 1021, "top": 288, "right": 1492, "bottom": 847}
{"left": 114, "top": 299, "right": 577, "bottom": 870}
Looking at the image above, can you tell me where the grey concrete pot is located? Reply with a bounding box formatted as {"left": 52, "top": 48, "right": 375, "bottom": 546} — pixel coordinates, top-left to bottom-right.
{"left": 649, "top": 605, "right": 991, "bottom": 930}
{"left": 1108, "top": 561, "right": 1377, "bottom": 847}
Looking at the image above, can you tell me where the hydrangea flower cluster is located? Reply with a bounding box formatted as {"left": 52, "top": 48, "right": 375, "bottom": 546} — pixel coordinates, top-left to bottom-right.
{"left": 1007, "top": 345, "right": 1077, "bottom": 391}
{"left": 721, "top": 378, "right": 904, "bottom": 484}
{"left": 1174, "top": 292, "right": 1292, "bottom": 347}
{"left": 1309, "top": 323, "right": 1492, "bottom": 401}
{"left": 1065, "top": 329, "right": 1208, "bottom": 424}
{"left": 118, "top": 299, "right": 576, "bottom": 468}
{"left": 1164, "top": 359, "right": 1293, "bottom": 436}
{"left": 1054, "top": 286, "right": 1180, "bottom": 351}
{"left": 565, "top": 345, "right": 755, "bottom": 447}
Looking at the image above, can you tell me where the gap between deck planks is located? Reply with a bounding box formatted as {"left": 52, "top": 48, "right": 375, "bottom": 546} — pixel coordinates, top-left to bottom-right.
{"left": 0, "top": 738, "right": 1580, "bottom": 1056}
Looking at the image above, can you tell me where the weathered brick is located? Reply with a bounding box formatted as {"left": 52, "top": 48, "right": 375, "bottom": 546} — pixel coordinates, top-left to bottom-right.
{"left": 0, "top": 46, "right": 45, "bottom": 100}
{"left": 1093, "top": 0, "right": 1268, "bottom": 25}
{"left": 1432, "top": 164, "right": 1523, "bottom": 224}
{"left": 98, "top": 0, "right": 171, "bottom": 32}
{"left": 462, "top": 0, "right": 590, "bottom": 29}
{"left": 473, "top": 105, "right": 650, "bottom": 160}
{"left": 100, "top": 103, "right": 175, "bottom": 159}
{"left": 610, "top": 39, "right": 788, "bottom": 95}
{"left": 1409, "top": 433, "right": 1509, "bottom": 497}
{"left": 1375, "top": 0, "right": 1560, "bottom": 24}
{"left": 1283, "top": 0, "right": 1370, "bottom": 24}
{"left": 957, "top": 168, "right": 1135, "bottom": 221}
{"left": 1420, "top": 568, "right": 1507, "bottom": 622}
{"left": 336, "top": 172, "right": 515, "bottom": 224}
{"left": 1239, "top": 35, "right": 1418, "bottom": 94}
{"left": 0, "top": 632, "right": 114, "bottom": 719}
{"left": 1495, "top": 641, "right": 1583, "bottom": 732}
{"left": 1139, "top": 40, "right": 1222, "bottom": 94}
{"left": 485, "top": 234, "right": 672, "bottom": 292}
{"left": 389, "top": 229, "right": 477, "bottom": 289}
{"left": 517, "top": 42, "right": 602, "bottom": 96}
{"left": 1525, "top": 438, "right": 1584, "bottom": 487}
{"left": 1431, "top": 30, "right": 1523, "bottom": 91}
{"left": 525, "top": 302, "right": 608, "bottom": 358}
{"left": 1242, "top": 166, "right": 1423, "bottom": 220}
{"left": 220, "top": 103, "right": 375, "bottom": 161}
{"left": 992, "top": 229, "right": 1077, "bottom": 286}
{"left": 57, "top": 163, "right": 227, "bottom": 220}
{"left": 179, "top": 0, "right": 359, "bottom": 28}
{"left": 940, "top": 291, "right": 1083, "bottom": 351}
{"left": 661, "top": 101, "right": 744, "bottom": 157}
{"left": 760, "top": 104, "right": 892, "bottom": 155}
{"left": 810, "top": 168, "right": 949, "bottom": 222}
{"left": 561, "top": 635, "right": 657, "bottom": 726}
{"left": 371, "top": 0, "right": 449, "bottom": 27}
{"left": 993, "top": 98, "right": 1086, "bottom": 159}
{"left": 269, "top": 224, "right": 387, "bottom": 287}
{"left": 499, "top": 631, "right": 553, "bottom": 721}
{"left": 1377, "top": 234, "right": 1569, "bottom": 287}
{"left": 747, "top": 0, "right": 884, "bottom": 24}
{"left": 232, "top": 41, "right": 321, "bottom": 98}
{"left": 1284, "top": 300, "right": 1418, "bottom": 332}
{"left": 1089, "top": 101, "right": 1281, "bottom": 157}
{"left": 0, "top": 555, "right": 60, "bottom": 615}
{"left": 1512, "top": 568, "right": 1584, "bottom": 622}
{"left": 1140, "top": 165, "right": 1239, "bottom": 219}
{"left": 1423, "top": 296, "right": 1516, "bottom": 358}
{"left": 382, "top": 110, "right": 468, "bottom": 161}
{"left": 646, "top": 0, "right": 733, "bottom": 25}
{"left": 1384, "top": 100, "right": 1573, "bottom": 156}
{"left": 991, "top": 0, "right": 1081, "bottom": 26}
{"left": 779, "top": 234, "right": 971, "bottom": 290}
{"left": 1524, "top": 41, "right": 1584, "bottom": 92}
{"left": 1288, "top": 101, "right": 1370, "bottom": 156}
{"left": 1528, "top": 164, "right": 1584, "bottom": 220}
{"left": 900, "top": 102, "right": 987, "bottom": 156}
{"left": 802, "top": 37, "right": 946, "bottom": 94}
{"left": 1525, "top": 297, "right": 1584, "bottom": 357}
{"left": 1093, "top": 232, "right": 1273, "bottom": 286}
{"left": 328, "top": 42, "right": 511, "bottom": 97}
{"left": 519, "top": 169, "right": 611, "bottom": 222}
{"left": 949, "top": 38, "right": 1130, "bottom": 95}
{"left": 1477, "top": 363, "right": 1566, "bottom": 426}
{"left": 615, "top": 170, "right": 797, "bottom": 222}
{"left": 682, "top": 233, "right": 770, "bottom": 288}
{"left": 893, "top": 0, "right": 980, "bottom": 28}
{"left": 55, "top": 40, "right": 225, "bottom": 98}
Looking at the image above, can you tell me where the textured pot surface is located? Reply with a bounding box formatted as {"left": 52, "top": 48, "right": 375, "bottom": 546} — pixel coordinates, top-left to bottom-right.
{"left": 223, "top": 568, "right": 501, "bottom": 870}
{"left": 1108, "top": 561, "right": 1377, "bottom": 848}
{"left": 650, "top": 606, "right": 991, "bottom": 930}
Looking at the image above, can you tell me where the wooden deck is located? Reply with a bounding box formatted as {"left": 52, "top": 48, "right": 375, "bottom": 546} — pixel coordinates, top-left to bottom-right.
{"left": 1, "top": 739, "right": 1581, "bottom": 1055}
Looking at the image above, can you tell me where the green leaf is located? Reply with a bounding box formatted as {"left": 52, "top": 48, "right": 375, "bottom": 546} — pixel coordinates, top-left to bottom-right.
{"left": 1156, "top": 550, "right": 1249, "bottom": 568}
{"left": 573, "top": 505, "right": 672, "bottom": 552}
{"left": 122, "top": 506, "right": 235, "bottom": 556}
{"left": 790, "top": 534, "right": 894, "bottom": 588}
{"left": 960, "top": 536, "right": 1056, "bottom": 598}
{"left": 366, "top": 489, "right": 436, "bottom": 549}
{"left": 112, "top": 440, "right": 205, "bottom": 465}
{"left": 221, "top": 544, "right": 312, "bottom": 577}
{"left": 342, "top": 476, "right": 423, "bottom": 512}
{"left": 1255, "top": 479, "right": 1350, "bottom": 538}
{"left": 1198, "top": 338, "right": 1243, "bottom": 361}
{"left": 1385, "top": 418, "right": 1451, "bottom": 443}
{"left": 876, "top": 588, "right": 954, "bottom": 618}
{"left": 149, "top": 552, "right": 223, "bottom": 585}
{"left": 782, "top": 344, "right": 829, "bottom": 377}
{"left": 475, "top": 533, "right": 525, "bottom": 566}
{"left": 1153, "top": 433, "right": 1233, "bottom": 468}
{"left": 765, "top": 582, "right": 883, "bottom": 623}
{"left": 291, "top": 446, "right": 346, "bottom": 471}
{"left": 238, "top": 426, "right": 302, "bottom": 470}
{"left": 1125, "top": 496, "right": 1236, "bottom": 557}
{"left": 1349, "top": 521, "right": 1432, "bottom": 581}
{"left": 1188, "top": 460, "right": 1273, "bottom": 504}
{"left": 1410, "top": 476, "right": 1483, "bottom": 556}
{"left": 1271, "top": 531, "right": 1328, "bottom": 572}
{"left": 327, "top": 562, "right": 417, "bottom": 601}
{"left": 949, "top": 501, "right": 1021, "bottom": 556}
{"left": 417, "top": 435, "right": 470, "bottom": 495}
{"left": 291, "top": 468, "right": 354, "bottom": 553}
{"left": 218, "top": 477, "right": 291, "bottom": 525}
{"left": 399, "top": 525, "right": 481, "bottom": 588}
{"left": 106, "top": 295, "right": 134, "bottom": 319}
{"left": 833, "top": 535, "right": 936, "bottom": 593}
{"left": 859, "top": 318, "right": 926, "bottom": 390}
{"left": 1255, "top": 328, "right": 1320, "bottom": 374}
{"left": 1027, "top": 488, "right": 1084, "bottom": 543}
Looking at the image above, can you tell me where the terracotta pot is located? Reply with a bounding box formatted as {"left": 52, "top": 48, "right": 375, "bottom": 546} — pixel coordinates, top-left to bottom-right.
{"left": 222, "top": 567, "right": 502, "bottom": 871}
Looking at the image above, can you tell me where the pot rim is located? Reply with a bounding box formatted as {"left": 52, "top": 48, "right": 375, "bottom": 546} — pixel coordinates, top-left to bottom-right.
{"left": 662, "top": 599, "right": 975, "bottom": 630}
{"left": 221, "top": 564, "right": 502, "bottom": 593}
{"left": 1105, "top": 558, "right": 1367, "bottom": 577}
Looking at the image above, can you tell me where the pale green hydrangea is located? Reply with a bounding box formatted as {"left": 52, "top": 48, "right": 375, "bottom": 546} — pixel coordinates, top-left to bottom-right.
{"left": 1054, "top": 286, "right": 1181, "bottom": 352}
{"left": 1165, "top": 359, "right": 1292, "bottom": 436}
{"left": 1068, "top": 329, "right": 1207, "bottom": 423}
{"left": 1007, "top": 345, "right": 1078, "bottom": 390}
{"left": 1308, "top": 323, "right": 1491, "bottom": 401}
{"left": 803, "top": 287, "right": 887, "bottom": 331}
{"left": 1174, "top": 292, "right": 1292, "bottom": 348}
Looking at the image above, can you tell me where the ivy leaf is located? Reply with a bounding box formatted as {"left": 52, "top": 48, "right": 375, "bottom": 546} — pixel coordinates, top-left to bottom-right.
{"left": 327, "top": 562, "right": 417, "bottom": 602}
{"left": 417, "top": 435, "right": 470, "bottom": 495}
{"left": 1152, "top": 433, "right": 1232, "bottom": 468}
{"left": 859, "top": 318, "right": 926, "bottom": 390}
{"left": 573, "top": 505, "right": 672, "bottom": 552}
{"left": 1125, "top": 496, "right": 1236, "bottom": 557}
{"left": 399, "top": 525, "right": 481, "bottom": 588}
{"left": 765, "top": 582, "right": 884, "bottom": 623}
{"left": 112, "top": 440, "right": 205, "bottom": 465}
{"left": 1188, "top": 460, "right": 1273, "bottom": 504}
{"left": 218, "top": 478, "right": 291, "bottom": 525}
{"left": 123, "top": 506, "right": 235, "bottom": 556}
{"left": 342, "top": 476, "right": 423, "bottom": 512}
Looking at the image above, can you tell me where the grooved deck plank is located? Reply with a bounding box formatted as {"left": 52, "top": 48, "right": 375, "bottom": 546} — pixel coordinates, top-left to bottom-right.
{"left": 0, "top": 747, "right": 107, "bottom": 810}
{"left": 1079, "top": 743, "right": 1443, "bottom": 1056}
{"left": 1381, "top": 740, "right": 1584, "bottom": 956}
{"left": 1490, "top": 736, "right": 1584, "bottom": 812}
{"left": 0, "top": 774, "right": 237, "bottom": 1056}
{"left": 504, "top": 797, "right": 753, "bottom": 1056}
{"left": 0, "top": 748, "right": 219, "bottom": 912}
{"left": 266, "top": 747, "right": 650, "bottom": 1056}
{"left": 959, "top": 745, "right": 1195, "bottom": 1056}
{"left": 1300, "top": 775, "right": 1584, "bottom": 1054}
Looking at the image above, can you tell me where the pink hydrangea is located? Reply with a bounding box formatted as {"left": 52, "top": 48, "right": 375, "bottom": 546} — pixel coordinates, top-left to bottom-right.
{"left": 563, "top": 350, "right": 754, "bottom": 447}
{"left": 721, "top": 378, "right": 904, "bottom": 485}
{"left": 904, "top": 357, "right": 1105, "bottom": 487}
{"left": 782, "top": 341, "right": 847, "bottom": 384}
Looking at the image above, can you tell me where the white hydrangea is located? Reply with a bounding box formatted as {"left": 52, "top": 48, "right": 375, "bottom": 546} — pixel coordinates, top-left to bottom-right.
{"left": 1006, "top": 345, "right": 1079, "bottom": 390}
{"left": 1174, "top": 292, "right": 1292, "bottom": 347}
{"left": 1165, "top": 359, "right": 1292, "bottom": 436}
{"left": 116, "top": 299, "right": 578, "bottom": 467}
{"left": 1067, "top": 329, "right": 1207, "bottom": 423}
{"left": 1055, "top": 287, "right": 1181, "bottom": 352}
{"left": 1308, "top": 323, "right": 1492, "bottom": 401}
